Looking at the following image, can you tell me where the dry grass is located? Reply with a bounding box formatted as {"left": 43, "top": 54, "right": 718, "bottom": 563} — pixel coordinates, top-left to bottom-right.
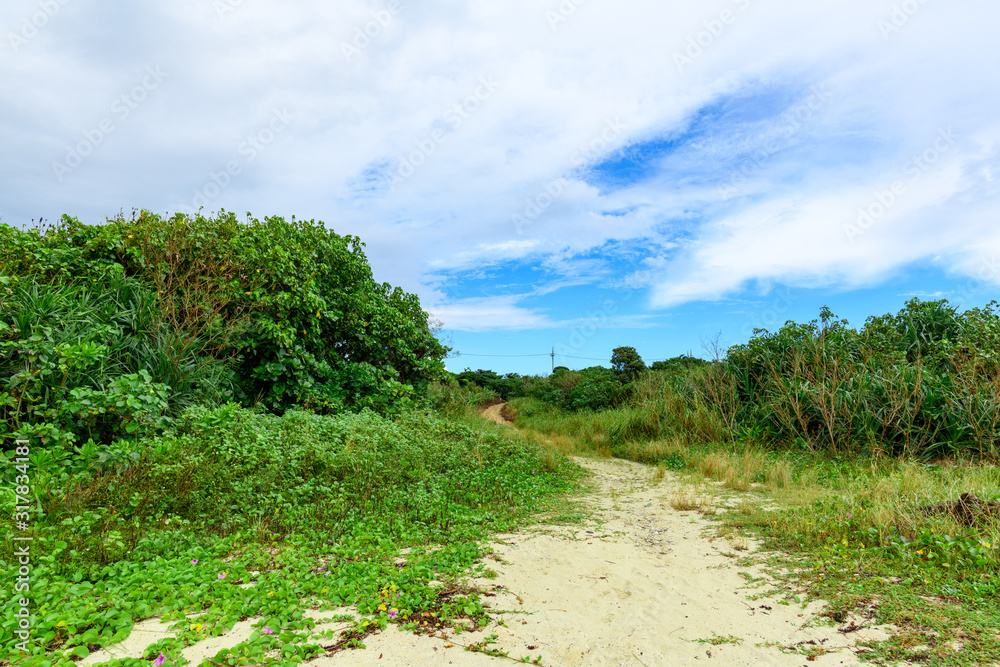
{"left": 668, "top": 484, "right": 718, "bottom": 514}
{"left": 669, "top": 486, "right": 702, "bottom": 511}
{"left": 700, "top": 453, "right": 730, "bottom": 480}
{"left": 723, "top": 468, "right": 752, "bottom": 492}
{"left": 727, "top": 534, "right": 749, "bottom": 551}
{"left": 766, "top": 461, "right": 792, "bottom": 489}
{"left": 545, "top": 433, "right": 578, "bottom": 457}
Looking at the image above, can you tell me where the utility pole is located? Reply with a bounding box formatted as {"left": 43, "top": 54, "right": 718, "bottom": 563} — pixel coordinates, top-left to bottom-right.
{"left": 551, "top": 347, "right": 555, "bottom": 373}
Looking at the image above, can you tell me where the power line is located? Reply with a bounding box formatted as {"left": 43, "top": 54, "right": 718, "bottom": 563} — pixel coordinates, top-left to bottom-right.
{"left": 452, "top": 351, "right": 683, "bottom": 362}
{"left": 452, "top": 353, "right": 552, "bottom": 358}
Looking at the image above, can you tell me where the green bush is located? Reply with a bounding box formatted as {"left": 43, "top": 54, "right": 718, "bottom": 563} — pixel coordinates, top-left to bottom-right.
{"left": 521, "top": 366, "right": 626, "bottom": 412}
{"left": 709, "top": 300, "right": 1000, "bottom": 457}
{"left": 0, "top": 273, "right": 231, "bottom": 448}
{"left": 456, "top": 369, "right": 525, "bottom": 400}
{"left": 0, "top": 212, "right": 449, "bottom": 452}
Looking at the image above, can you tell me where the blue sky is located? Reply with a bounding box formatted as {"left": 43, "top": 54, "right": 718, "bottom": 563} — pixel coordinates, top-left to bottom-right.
{"left": 2, "top": 0, "right": 998, "bottom": 375}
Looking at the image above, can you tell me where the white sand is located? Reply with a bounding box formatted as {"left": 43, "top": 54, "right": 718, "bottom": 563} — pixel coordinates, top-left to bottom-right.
{"left": 308, "top": 456, "right": 897, "bottom": 666}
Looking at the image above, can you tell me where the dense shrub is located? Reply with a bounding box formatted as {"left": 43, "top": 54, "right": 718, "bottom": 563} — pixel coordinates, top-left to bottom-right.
{"left": 522, "top": 366, "right": 627, "bottom": 412}
{"left": 704, "top": 300, "right": 1000, "bottom": 458}
{"left": 456, "top": 369, "right": 526, "bottom": 400}
{"left": 0, "top": 273, "right": 232, "bottom": 449}
{"left": 0, "top": 211, "right": 449, "bottom": 449}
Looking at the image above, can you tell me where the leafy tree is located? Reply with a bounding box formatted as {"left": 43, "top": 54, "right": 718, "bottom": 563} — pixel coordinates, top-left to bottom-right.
{"left": 611, "top": 346, "right": 646, "bottom": 381}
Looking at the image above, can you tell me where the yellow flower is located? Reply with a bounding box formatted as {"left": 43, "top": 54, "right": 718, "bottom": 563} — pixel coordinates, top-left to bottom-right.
{"left": 190, "top": 623, "right": 203, "bottom": 632}
{"left": 378, "top": 604, "right": 387, "bottom": 612}
{"left": 56, "top": 621, "right": 67, "bottom": 628}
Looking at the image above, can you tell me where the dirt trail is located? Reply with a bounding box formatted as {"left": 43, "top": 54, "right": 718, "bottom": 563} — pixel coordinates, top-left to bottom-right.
{"left": 84, "top": 405, "right": 898, "bottom": 666}
{"left": 481, "top": 402, "right": 507, "bottom": 425}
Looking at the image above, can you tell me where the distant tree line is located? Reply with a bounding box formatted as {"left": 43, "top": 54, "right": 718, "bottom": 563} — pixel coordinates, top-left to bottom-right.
{"left": 456, "top": 347, "right": 708, "bottom": 412}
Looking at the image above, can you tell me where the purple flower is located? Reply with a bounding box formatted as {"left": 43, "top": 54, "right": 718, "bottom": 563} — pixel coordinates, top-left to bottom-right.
{"left": 388, "top": 609, "right": 398, "bottom": 620}
{"left": 262, "top": 626, "right": 273, "bottom": 635}
{"left": 154, "top": 652, "right": 166, "bottom": 666}
{"left": 218, "top": 572, "right": 227, "bottom": 580}
{"left": 191, "top": 559, "right": 198, "bottom": 565}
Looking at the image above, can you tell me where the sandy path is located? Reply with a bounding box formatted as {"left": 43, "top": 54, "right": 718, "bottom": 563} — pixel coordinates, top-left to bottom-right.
{"left": 481, "top": 402, "right": 507, "bottom": 425}
{"left": 83, "top": 407, "right": 899, "bottom": 666}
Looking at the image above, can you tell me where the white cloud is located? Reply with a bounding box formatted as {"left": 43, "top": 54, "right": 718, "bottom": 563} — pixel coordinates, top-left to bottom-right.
{"left": 1, "top": 0, "right": 998, "bottom": 317}
{"left": 426, "top": 295, "right": 552, "bottom": 332}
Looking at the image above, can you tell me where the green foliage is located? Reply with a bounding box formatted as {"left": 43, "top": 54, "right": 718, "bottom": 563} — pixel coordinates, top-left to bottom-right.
{"left": 456, "top": 369, "right": 525, "bottom": 400}
{"left": 458, "top": 364, "right": 629, "bottom": 413}
{"left": 0, "top": 405, "right": 574, "bottom": 665}
{"left": 424, "top": 379, "right": 500, "bottom": 418}
{"left": 502, "top": 301, "right": 1000, "bottom": 461}
{"left": 610, "top": 345, "right": 646, "bottom": 381}
{"left": 717, "top": 300, "right": 1000, "bottom": 457}
{"left": 649, "top": 354, "right": 708, "bottom": 375}
{"left": 523, "top": 366, "right": 627, "bottom": 412}
{"left": 0, "top": 273, "right": 232, "bottom": 449}
{"left": 0, "top": 211, "right": 449, "bottom": 447}
{"left": 0, "top": 213, "right": 573, "bottom": 666}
